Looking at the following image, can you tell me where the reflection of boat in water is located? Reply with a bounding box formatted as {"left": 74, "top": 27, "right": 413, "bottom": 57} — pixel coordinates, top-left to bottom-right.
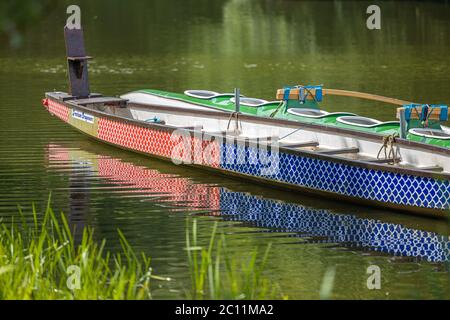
{"left": 220, "top": 191, "right": 450, "bottom": 262}
{"left": 46, "top": 143, "right": 450, "bottom": 262}
{"left": 46, "top": 143, "right": 220, "bottom": 211}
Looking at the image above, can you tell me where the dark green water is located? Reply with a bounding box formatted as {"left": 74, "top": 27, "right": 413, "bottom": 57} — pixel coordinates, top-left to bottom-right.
{"left": 0, "top": 0, "right": 449, "bottom": 299}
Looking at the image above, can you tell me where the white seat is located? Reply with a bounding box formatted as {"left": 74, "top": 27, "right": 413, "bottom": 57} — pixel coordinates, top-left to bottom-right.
{"left": 409, "top": 128, "right": 450, "bottom": 140}
{"left": 287, "top": 108, "right": 329, "bottom": 118}
{"left": 287, "top": 108, "right": 357, "bottom": 119}
{"left": 230, "top": 97, "right": 280, "bottom": 107}
{"left": 184, "top": 90, "right": 235, "bottom": 99}
{"left": 337, "top": 116, "right": 384, "bottom": 127}
{"left": 441, "top": 125, "right": 450, "bottom": 134}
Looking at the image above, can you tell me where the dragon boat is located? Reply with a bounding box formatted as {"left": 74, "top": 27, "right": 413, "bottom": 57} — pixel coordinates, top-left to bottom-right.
{"left": 42, "top": 26, "right": 450, "bottom": 218}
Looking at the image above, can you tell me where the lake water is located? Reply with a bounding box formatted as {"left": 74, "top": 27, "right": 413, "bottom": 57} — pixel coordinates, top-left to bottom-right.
{"left": 0, "top": 0, "right": 449, "bottom": 299}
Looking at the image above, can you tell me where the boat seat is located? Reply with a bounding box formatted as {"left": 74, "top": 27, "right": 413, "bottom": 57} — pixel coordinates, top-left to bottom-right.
{"left": 172, "top": 125, "right": 203, "bottom": 131}
{"left": 241, "top": 135, "right": 279, "bottom": 142}
{"left": 336, "top": 116, "right": 399, "bottom": 128}
{"left": 365, "top": 157, "right": 401, "bottom": 164}
{"left": 279, "top": 141, "right": 319, "bottom": 148}
{"left": 442, "top": 125, "right": 450, "bottom": 134}
{"left": 408, "top": 128, "right": 450, "bottom": 140}
{"left": 229, "top": 97, "right": 280, "bottom": 107}
{"left": 202, "top": 129, "right": 241, "bottom": 137}
{"left": 318, "top": 147, "right": 360, "bottom": 155}
{"left": 184, "top": 90, "right": 235, "bottom": 100}
{"left": 287, "top": 108, "right": 357, "bottom": 119}
{"left": 417, "top": 165, "right": 444, "bottom": 172}
{"left": 287, "top": 108, "right": 328, "bottom": 117}
{"left": 202, "top": 130, "right": 227, "bottom": 136}
{"left": 337, "top": 116, "right": 381, "bottom": 127}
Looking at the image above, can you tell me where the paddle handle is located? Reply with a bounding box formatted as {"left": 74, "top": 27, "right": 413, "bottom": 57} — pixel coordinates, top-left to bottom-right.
{"left": 322, "top": 89, "right": 413, "bottom": 106}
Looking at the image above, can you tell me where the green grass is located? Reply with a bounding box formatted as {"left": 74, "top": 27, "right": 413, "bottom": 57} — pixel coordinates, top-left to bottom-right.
{"left": 0, "top": 197, "right": 154, "bottom": 300}
{"left": 0, "top": 198, "right": 284, "bottom": 300}
{"left": 186, "top": 219, "right": 287, "bottom": 300}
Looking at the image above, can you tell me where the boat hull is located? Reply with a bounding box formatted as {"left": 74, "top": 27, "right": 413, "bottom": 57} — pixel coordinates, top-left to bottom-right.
{"left": 43, "top": 95, "right": 450, "bottom": 218}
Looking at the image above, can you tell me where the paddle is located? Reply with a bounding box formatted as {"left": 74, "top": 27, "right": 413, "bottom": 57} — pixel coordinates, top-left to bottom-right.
{"left": 322, "top": 88, "right": 413, "bottom": 106}
{"left": 276, "top": 87, "right": 414, "bottom": 106}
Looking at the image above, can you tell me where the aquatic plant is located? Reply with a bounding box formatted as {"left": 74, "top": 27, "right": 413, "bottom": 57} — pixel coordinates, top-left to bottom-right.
{"left": 0, "top": 198, "right": 154, "bottom": 300}
{"left": 185, "top": 219, "right": 287, "bottom": 300}
{"left": 0, "top": 197, "right": 287, "bottom": 300}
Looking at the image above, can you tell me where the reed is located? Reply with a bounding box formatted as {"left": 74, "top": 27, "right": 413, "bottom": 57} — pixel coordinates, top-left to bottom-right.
{"left": 0, "top": 198, "right": 286, "bottom": 300}
{"left": 185, "top": 219, "right": 287, "bottom": 300}
{"left": 0, "top": 197, "right": 154, "bottom": 300}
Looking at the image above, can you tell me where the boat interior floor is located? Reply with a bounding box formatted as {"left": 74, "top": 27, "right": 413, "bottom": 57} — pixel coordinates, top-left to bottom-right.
{"left": 337, "top": 116, "right": 399, "bottom": 127}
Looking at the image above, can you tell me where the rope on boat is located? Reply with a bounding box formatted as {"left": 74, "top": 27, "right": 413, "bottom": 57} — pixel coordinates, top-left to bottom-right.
{"left": 301, "top": 86, "right": 320, "bottom": 104}
{"left": 411, "top": 104, "right": 438, "bottom": 128}
{"left": 278, "top": 125, "right": 304, "bottom": 141}
{"left": 226, "top": 112, "right": 242, "bottom": 135}
{"left": 377, "top": 133, "right": 400, "bottom": 165}
{"left": 270, "top": 85, "right": 321, "bottom": 118}
{"left": 269, "top": 100, "right": 286, "bottom": 117}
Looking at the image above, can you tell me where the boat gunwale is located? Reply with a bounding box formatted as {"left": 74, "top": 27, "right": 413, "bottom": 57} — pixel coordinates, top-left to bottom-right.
{"left": 47, "top": 93, "right": 450, "bottom": 180}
